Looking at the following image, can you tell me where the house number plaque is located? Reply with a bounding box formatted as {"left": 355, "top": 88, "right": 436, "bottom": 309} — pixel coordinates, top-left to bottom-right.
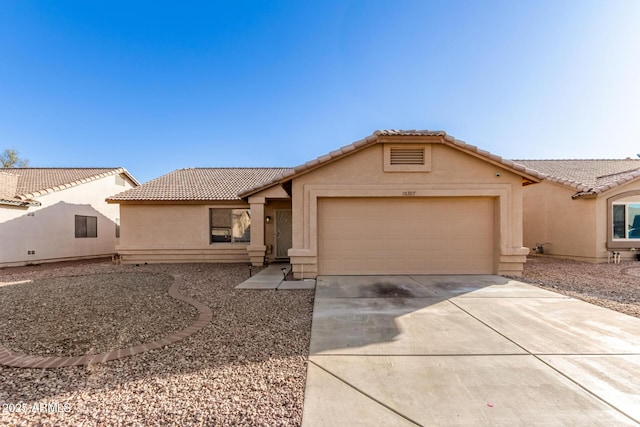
{"left": 402, "top": 191, "right": 416, "bottom": 196}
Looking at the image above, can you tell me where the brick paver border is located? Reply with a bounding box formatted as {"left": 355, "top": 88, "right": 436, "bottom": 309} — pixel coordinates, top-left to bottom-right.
{"left": 0, "top": 274, "right": 212, "bottom": 369}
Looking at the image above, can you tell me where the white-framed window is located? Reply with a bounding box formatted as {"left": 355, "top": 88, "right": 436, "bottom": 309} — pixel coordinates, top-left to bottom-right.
{"left": 209, "top": 208, "right": 251, "bottom": 244}
{"left": 612, "top": 203, "right": 640, "bottom": 240}
{"left": 75, "top": 215, "right": 97, "bottom": 238}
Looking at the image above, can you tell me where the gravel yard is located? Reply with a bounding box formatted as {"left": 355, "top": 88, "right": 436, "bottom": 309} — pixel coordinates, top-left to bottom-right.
{"left": 0, "top": 262, "right": 314, "bottom": 426}
{"left": 1, "top": 257, "right": 639, "bottom": 426}
{"left": 520, "top": 256, "right": 640, "bottom": 318}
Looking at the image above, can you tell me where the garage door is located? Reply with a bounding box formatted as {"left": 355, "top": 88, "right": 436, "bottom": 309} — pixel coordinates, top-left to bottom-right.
{"left": 318, "top": 197, "right": 495, "bottom": 275}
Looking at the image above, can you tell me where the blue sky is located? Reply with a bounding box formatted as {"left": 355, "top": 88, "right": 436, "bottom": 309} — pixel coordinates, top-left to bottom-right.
{"left": 1, "top": 1, "right": 639, "bottom": 183}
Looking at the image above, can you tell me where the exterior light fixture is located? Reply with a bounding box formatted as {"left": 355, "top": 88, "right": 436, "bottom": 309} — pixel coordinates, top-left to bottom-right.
{"left": 265, "top": 216, "right": 272, "bottom": 224}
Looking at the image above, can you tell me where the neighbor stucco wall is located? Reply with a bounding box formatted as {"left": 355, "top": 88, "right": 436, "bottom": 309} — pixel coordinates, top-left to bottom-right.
{"left": 523, "top": 181, "right": 597, "bottom": 261}
{"left": 289, "top": 142, "right": 529, "bottom": 278}
{"left": 0, "top": 173, "right": 134, "bottom": 267}
{"left": 523, "top": 179, "right": 640, "bottom": 263}
{"left": 116, "top": 202, "right": 251, "bottom": 264}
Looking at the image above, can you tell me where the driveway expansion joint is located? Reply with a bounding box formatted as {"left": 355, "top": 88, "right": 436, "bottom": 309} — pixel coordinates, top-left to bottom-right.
{"left": 308, "top": 359, "right": 422, "bottom": 427}
{"left": 0, "top": 273, "right": 212, "bottom": 369}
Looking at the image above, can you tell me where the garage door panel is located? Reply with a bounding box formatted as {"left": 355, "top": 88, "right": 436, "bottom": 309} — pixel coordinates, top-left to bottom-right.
{"left": 318, "top": 197, "right": 494, "bottom": 275}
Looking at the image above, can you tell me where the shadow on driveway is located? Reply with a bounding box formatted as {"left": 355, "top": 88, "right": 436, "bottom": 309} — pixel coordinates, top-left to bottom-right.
{"left": 303, "top": 274, "right": 640, "bottom": 426}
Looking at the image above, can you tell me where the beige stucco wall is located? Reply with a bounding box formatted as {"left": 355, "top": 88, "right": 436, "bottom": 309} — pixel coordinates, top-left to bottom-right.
{"left": 0, "top": 173, "right": 135, "bottom": 267}
{"left": 288, "top": 142, "right": 529, "bottom": 278}
{"left": 523, "top": 179, "right": 640, "bottom": 263}
{"left": 116, "top": 202, "right": 252, "bottom": 264}
{"left": 523, "top": 181, "right": 597, "bottom": 261}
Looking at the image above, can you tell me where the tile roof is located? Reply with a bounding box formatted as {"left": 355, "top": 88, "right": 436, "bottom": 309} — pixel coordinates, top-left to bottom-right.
{"left": 512, "top": 159, "right": 640, "bottom": 196}
{"left": 240, "top": 129, "right": 546, "bottom": 197}
{"left": 107, "top": 168, "right": 293, "bottom": 201}
{"left": 0, "top": 168, "right": 139, "bottom": 206}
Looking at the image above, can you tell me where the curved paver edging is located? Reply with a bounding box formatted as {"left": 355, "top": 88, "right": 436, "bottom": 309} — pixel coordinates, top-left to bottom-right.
{"left": 0, "top": 274, "right": 212, "bottom": 369}
{"left": 622, "top": 266, "right": 640, "bottom": 278}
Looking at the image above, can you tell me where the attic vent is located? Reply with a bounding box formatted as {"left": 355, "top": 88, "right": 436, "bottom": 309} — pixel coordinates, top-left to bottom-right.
{"left": 390, "top": 148, "right": 425, "bottom": 165}
{"left": 384, "top": 144, "right": 431, "bottom": 172}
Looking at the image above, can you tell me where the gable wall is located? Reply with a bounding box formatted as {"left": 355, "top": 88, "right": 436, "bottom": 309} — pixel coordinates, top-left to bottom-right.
{"left": 289, "top": 142, "right": 528, "bottom": 278}
{"left": 0, "top": 173, "right": 135, "bottom": 266}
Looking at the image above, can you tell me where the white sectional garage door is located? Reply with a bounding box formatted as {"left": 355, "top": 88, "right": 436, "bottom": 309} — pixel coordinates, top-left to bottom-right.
{"left": 318, "top": 197, "right": 495, "bottom": 275}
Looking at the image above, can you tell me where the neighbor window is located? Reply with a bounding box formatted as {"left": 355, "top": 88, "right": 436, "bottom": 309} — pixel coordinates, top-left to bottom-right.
{"left": 210, "top": 208, "right": 251, "bottom": 243}
{"left": 612, "top": 203, "right": 640, "bottom": 240}
{"left": 75, "top": 215, "right": 97, "bottom": 238}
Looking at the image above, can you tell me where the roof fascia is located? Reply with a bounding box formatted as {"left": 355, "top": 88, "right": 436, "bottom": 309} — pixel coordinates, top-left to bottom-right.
{"left": 0, "top": 201, "right": 37, "bottom": 208}
{"left": 106, "top": 199, "right": 246, "bottom": 205}
{"left": 120, "top": 169, "right": 141, "bottom": 186}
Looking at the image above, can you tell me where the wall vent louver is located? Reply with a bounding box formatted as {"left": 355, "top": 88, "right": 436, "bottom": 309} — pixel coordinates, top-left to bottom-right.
{"left": 389, "top": 148, "right": 425, "bottom": 165}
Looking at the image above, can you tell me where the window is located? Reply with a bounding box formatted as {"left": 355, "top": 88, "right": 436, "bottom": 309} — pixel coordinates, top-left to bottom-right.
{"left": 612, "top": 203, "right": 640, "bottom": 240}
{"left": 210, "top": 208, "right": 251, "bottom": 243}
{"left": 75, "top": 215, "right": 97, "bottom": 238}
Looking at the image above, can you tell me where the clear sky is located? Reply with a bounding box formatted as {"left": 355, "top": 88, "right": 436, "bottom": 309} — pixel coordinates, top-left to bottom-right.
{"left": 1, "top": 1, "right": 639, "bottom": 183}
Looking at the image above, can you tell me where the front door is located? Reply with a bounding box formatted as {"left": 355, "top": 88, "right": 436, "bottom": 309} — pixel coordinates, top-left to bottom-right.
{"left": 275, "top": 210, "right": 292, "bottom": 259}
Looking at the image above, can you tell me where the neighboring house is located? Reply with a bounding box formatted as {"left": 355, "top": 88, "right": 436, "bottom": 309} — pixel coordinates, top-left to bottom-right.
{"left": 515, "top": 159, "right": 640, "bottom": 263}
{"left": 108, "top": 130, "right": 543, "bottom": 278}
{"left": 0, "top": 168, "right": 139, "bottom": 267}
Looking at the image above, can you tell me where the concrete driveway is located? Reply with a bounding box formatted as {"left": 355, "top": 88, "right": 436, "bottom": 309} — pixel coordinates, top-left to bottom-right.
{"left": 301, "top": 275, "right": 640, "bottom": 426}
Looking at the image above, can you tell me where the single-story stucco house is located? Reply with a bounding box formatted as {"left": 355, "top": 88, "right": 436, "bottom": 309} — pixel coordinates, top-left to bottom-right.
{"left": 107, "top": 130, "right": 546, "bottom": 278}
{"left": 0, "top": 168, "right": 139, "bottom": 267}
{"left": 516, "top": 159, "right": 640, "bottom": 263}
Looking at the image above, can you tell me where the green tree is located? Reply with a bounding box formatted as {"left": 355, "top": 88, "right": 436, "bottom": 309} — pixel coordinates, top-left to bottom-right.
{"left": 1, "top": 148, "right": 29, "bottom": 168}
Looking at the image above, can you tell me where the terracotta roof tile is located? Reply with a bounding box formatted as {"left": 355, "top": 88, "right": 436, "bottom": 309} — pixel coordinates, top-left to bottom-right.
{"left": 240, "top": 129, "right": 545, "bottom": 197}
{"left": 108, "top": 168, "right": 292, "bottom": 201}
{"left": 512, "top": 159, "right": 640, "bottom": 195}
{"left": 0, "top": 168, "right": 138, "bottom": 204}
{"left": 377, "top": 129, "right": 446, "bottom": 137}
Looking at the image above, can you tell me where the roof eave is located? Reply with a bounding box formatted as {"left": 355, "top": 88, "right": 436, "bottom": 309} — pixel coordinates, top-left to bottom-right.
{"left": 0, "top": 199, "right": 41, "bottom": 207}
{"left": 571, "top": 191, "right": 597, "bottom": 199}
{"left": 571, "top": 172, "right": 640, "bottom": 199}
{"left": 106, "top": 198, "right": 243, "bottom": 205}
{"left": 18, "top": 168, "right": 140, "bottom": 200}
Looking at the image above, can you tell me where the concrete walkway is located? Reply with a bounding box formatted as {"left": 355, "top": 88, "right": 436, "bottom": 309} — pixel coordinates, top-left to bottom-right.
{"left": 302, "top": 275, "right": 640, "bottom": 426}
{"left": 235, "top": 263, "right": 316, "bottom": 290}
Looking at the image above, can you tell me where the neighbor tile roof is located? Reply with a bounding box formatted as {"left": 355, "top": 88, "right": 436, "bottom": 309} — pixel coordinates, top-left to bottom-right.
{"left": 512, "top": 159, "right": 640, "bottom": 196}
{"left": 240, "top": 129, "right": 546, "bottom": 197}
{"left": 107, "top": 168, "right": 293, "bottom": 201}
{"left": 0, "top": 168, "right": 138, "bottom": 206}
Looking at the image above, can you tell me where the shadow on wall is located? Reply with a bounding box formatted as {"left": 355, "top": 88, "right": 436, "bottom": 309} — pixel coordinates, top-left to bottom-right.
{"left": 0, "top": 201, "right": 119, "bottom": 265}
